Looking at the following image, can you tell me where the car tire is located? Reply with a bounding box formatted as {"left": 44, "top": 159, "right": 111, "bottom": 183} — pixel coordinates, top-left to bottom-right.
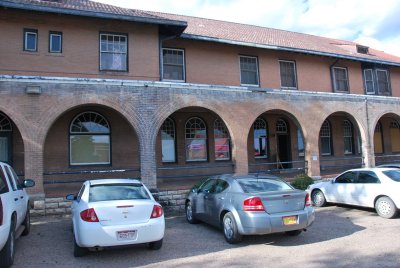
{"left": 223, "top": 212, "right": 242, "bottom": 244}
{"left": 312, "top": 190, "right": 326, "bottom": 207}
{"left": 185, "top": 201, "right": 198, "bottom": 224}
{"left": 285, "top": 230, "right": 302, "bottom": 236}
{"left": 73, "top": 236, "right": 87, "bottom": 257}
{"left": 148, "top": 239, "right": 163, "bottom": 250}
{"left": 21, "top": 208, "right": 31, "bottom": 236}
{"left": 0, "top": 218, "right": 16, "bottom": 267}
{"left": 375, "top": 196, "right": 398, "bottom": 219}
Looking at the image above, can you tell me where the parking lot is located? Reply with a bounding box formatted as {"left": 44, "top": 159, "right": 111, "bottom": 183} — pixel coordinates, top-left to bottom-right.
{"left": 12, "top": 206, "right": 400, "bottom": 268}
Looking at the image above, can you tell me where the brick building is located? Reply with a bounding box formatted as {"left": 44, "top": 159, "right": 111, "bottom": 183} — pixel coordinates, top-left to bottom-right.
{"left": 1, "top": 0, "right": 400, "bottom": 211}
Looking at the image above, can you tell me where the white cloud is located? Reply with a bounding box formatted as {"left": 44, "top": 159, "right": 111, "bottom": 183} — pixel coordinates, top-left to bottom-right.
{"left": 96, "top": 0, "right": 400, "bottom": 57}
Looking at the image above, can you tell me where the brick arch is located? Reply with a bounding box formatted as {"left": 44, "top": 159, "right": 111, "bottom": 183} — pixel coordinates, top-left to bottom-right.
{"left": 38, "top": 96, "right": 140, "bottom": 148}
{"left": 370, "top": 111, "right": 400, "bottom": 136}
{"left": 0, "top": 107, "right": 31, "bottom": 146}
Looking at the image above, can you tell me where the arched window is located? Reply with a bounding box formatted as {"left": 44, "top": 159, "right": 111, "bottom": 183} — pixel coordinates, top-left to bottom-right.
{"left": 374, "top": 122, "right": 383, "bottom": 154}
{"left": 70, "top": 112, "right": 110, "bottom": 165}
{"left": 254, "top": 118, "right": 268, "bottom": 158}
{"left": 0, "top": 113, "right": 12, "bottom": 163}
{"left": 390, "top": 120, "right": 400, "bottom": 152}
{"left": 320, "top": 120, "right": 332, "bottom": 155}
{"left": 276, "top": 119, "right": 287, "bottom": 134}
{"left": 185, "top": 117, "right": 207, "bottom": 161}
{"left": 214, "top": 119, "right": 230, "bottom": 161}
{"left": 161, "top": 117, "right": 176, "bottom": 162}
{"left": 343, "top": 120, "right": 354, "bottom": 154}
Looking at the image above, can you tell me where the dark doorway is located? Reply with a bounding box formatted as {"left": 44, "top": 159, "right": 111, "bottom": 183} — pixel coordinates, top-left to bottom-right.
{"left": 277, "top": 134, "right": 291, "bottom": 169}
{"left": 0, "top": 132, "right": 12, "bottom": 165}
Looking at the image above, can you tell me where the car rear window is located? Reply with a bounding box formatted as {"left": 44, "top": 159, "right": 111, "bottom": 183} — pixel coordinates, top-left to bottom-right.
{"left": 238, "top": 178, "right": 292, "bottom": 193}
{"left": 89, "top": 183, "right": 150, "bottom": 202}
{"left": 382, "top": 170, "right": 400, "bottom": 182}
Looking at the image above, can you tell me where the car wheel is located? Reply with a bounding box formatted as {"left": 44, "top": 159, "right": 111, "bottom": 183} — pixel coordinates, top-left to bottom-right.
{"left": 0, "top": 218, "right": 16, "bottom": 267}
{"left": 73, "top": 236, "right": 87, "bottom": 257}
{"left": 312, "top": 190, "right": 326, "bottom": 207}
{"left": 223, "top": 212, "right": 242, "bottom": 244}
{"left": 185, "top": 201, "right": 198, "bottom": 224}
{"left": 148, "top": 239, "right": 163, "bottom": 250}
{"left": 21, "top": 208, "right": 31, "bottom": 236}
{"left": 375, "top": 196, "right": 398, "bottom": 219}
{"left": 285, "top": 230, "right": 302, "bottom": 236}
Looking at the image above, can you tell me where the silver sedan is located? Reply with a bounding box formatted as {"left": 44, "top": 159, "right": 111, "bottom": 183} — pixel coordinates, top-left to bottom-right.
{"left": 185, "top": 174, "right": 315, "bottom": 244}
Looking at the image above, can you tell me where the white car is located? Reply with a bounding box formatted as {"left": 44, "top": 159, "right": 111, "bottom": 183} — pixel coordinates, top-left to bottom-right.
{"left": 308, "top": 168, "right": 400, "bottom": 218}
{"left": 0, "top": 161, "right": 35, "bottom": 267}
{"left": 66, "top": 179, "right": 165, "bottom": 257}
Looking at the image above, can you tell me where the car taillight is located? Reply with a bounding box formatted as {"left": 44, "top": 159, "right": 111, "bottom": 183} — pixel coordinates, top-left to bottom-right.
{"left": 0, "top": 197, "right": 3, "bottom": 226}
{"left": 150, "top": 205, "right": 163, "bottom": 218}
{"left": 80, "top": 208, "right": 99, "bottom": 222}
{"left": 243, "top": 197, "right": 265, "bottom": 212}
{"left": 305, "top": 193, "right": 311, "bottom": 207}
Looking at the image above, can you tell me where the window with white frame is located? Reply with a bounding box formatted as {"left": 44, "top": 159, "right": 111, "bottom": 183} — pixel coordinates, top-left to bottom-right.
{"left": 161, "top": 117, "right": 176, "bottom": 162}
{"left": 240, "top": 56, "right": 259, "bottom": 86}
{"left": 214, "top": 119, "right": 230, "bottom": 161}
{"left": 343, "top": 120, "right": 353, "bottom": 154}
{"left": 320, "top": 120, "right": 332, "bottom": 155}
{"left": 49, "top": 31, "right": 62, "bottom": 53}
{"left": 279, "top": 60, "right": 297, "bottom": 89}
{"left": 364, "top": 69, "right": 375, "bottom": 94}
{"left": 70, "top": 112, "right": 110, "bottom": 165}
{"left": 363, "top": 68, "right": 391, "bottom": 95}
{"left": 333, "top": 67, "right": 349, "bottom": 92}
{"left": 254, "top": 118, "right": 268, "bottom": 158}
{"left": 276, "top": 119, "right": 288, "bottom": 134}
{"left": 100, "top": 33, "right": 127, "bottom": 71}
{"left": 163, "top": 48, "right": 185, "bottom": 81}
{"left": 24, "top": 29, "right": 38, "bottom": 52}
{"left": 185, "top": 117, "right": 207, "bottom": 162}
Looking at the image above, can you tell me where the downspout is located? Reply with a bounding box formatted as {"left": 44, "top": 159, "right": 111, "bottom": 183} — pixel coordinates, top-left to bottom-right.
{"left": 364, "top": 97, "right": 371, "bottom": 167}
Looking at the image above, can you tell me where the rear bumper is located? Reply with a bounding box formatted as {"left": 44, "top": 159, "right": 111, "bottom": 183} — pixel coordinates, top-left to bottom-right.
{"left": 237, "top": 207, "right": 315, "bottom": 235}
{"left": 75, "top": 216, "right": 165, "bottom": 248}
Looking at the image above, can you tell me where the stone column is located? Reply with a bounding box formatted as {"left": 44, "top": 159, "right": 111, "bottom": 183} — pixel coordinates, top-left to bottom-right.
{"left": 305, "top": 131, "right": 321, "bottom": 178}
{"left": 231, "top": 126, "right": 249, "bottom": 175}
{"left": 139, "top": 128, "right": 157, "bottom": 189}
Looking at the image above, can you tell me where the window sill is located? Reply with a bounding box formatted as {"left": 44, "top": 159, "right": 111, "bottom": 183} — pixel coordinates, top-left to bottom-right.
{"left": 20, "top": 51, "right": 40, "bottom": 56}
{"left": 46, "top": 53, "right": 64, "bottom": 57}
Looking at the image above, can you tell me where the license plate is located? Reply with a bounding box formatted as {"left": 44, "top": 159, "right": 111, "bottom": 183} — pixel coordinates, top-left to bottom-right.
{"left": 117, "top": 230, "right": 137, "bottom": 241}
{"left": 282, "top": 215, "right": 298, "bottom": 226}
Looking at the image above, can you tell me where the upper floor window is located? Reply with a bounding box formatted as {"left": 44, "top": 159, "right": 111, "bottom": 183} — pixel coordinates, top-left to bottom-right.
{"left": 161, "top": 117, "right": 176, "bottom": 163}
{"left": 254, "top": 118, "right": 268, "bottom": 158}
{"left": 320, "top": 120, "right": 332, "bottom": 156}
{"left": 363, "top": 68, "right": 391, "bottom": 95}
{"left": 332, "top": 67, "right": 349, "bottom": 92}
{"left": 343, "top": 120, "right": 353, "bottom": 154}
{"left": 24, "top": 29, "right": 38, "bottom": 52}
{"left": 185, "top": 117, "right": 207, "bottom": 162}
{"left": 70, "top": 112, "right": 110, "bottom": 165}
{"left": 240, "top": 56, "right": 259, "bottom": 86}
{"left": 214, "top": 119, "right": 230, "bottom": 161}
{"left": 279, "top": 60, "right": 297, "bottom": 89}
{"left": 100, "top": 33, "right": 127, "bottom": 71}
{"left": 49, "top": 31, "right": 62, "bottom": 53}
{"left": 163, "top": 48, "right": 185, "bottom": 81}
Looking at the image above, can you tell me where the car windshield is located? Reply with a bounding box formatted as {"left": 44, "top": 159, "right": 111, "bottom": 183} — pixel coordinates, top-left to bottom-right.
{"left": 382, "top": 170, "right": 400, "bottom": 182}
{"left": 238, "top": 178, "right": 292, "bottom": 193}
{"left": 89, "top": 183, "right": 150, "bottom": 202}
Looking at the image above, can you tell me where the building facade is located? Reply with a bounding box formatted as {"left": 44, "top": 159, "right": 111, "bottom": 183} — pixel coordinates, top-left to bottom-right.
{"left": 1, "top": 0, "right": 400, "bottom": 205}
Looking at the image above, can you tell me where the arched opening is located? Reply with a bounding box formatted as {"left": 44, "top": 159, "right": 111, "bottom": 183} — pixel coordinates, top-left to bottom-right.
{"left": 374, "top": 113, "right": 400, "bottom": 165}
{"left": 156, "top": 107, "right": 233, "bottom": 190}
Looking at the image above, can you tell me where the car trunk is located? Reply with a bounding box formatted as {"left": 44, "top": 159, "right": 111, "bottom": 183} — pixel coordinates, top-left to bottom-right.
{"left": 257, "top": 190, "right": 306, "bottom": 214}
{"left": 91, "top": 200, "right": 155, "bottom": 226}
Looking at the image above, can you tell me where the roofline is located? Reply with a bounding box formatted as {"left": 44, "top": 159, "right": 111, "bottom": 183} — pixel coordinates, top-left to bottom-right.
{"left": 0, "top": 0, "right": 187, "bottom": 30}
{"left": 181, "top": 33, "right": 400, "bottom": 67}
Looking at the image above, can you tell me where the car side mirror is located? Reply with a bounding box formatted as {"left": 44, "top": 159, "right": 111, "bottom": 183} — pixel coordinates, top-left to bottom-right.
{"left": 66, "top": 194, "right": 77, "bottom": 201}
{"left": 23, "top": 179, "right": 35, "bottom": 188}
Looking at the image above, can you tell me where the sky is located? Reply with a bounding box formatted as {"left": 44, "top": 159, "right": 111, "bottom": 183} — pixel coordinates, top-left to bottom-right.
{"left": 96, "top": 0, "right": 400, "bottom": 57}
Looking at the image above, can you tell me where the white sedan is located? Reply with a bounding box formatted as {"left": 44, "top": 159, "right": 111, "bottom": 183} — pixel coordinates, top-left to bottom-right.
{"left": 308, "top": 168, "right": 400, "bottom": 218}
{"left": 66, "top": 179, "right": 165, "bottom": 257}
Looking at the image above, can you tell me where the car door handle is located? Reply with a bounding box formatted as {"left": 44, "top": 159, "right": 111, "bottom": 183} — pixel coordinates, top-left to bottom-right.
{"left": 14, "top": 198, "right": 19, "bottom": 201}
{"left": 218, "top": 197, "right": 225, "bottom": 200}
{"left": 20, "top": 196, "right": 24, "bottom": 199}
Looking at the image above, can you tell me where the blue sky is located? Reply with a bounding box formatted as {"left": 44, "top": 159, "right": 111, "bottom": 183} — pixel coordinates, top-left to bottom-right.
{"left": 97, "top": 0, "right": 400, "bottom": 57}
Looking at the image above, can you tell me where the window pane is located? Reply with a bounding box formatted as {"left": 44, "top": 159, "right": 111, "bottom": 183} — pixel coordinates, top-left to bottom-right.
{"left": 50, "top": 34, "right": 62, "bottom": 53}
{"left": 334, "top": 68, "right": 348, "bottom": 91}
{"left": 186, "top": 138, "right": 207, "bottom": 161}
{"left": 161, "top": 118, "right": 176, "bottom": 162}
{"left": 254, "top": 118, "right": 267, "bottom": 158}
{"left": 215, "top": 138, "right": 230, "bottom": 160}
{"left": 364, "top": 69, "right": 375, "bottom": 94}
{"left": 70, "top": 135, "right": 110, "bottom": 164}
{"left": 25, "top": 32, "right": 37, "bottom": 51}
{"left": 376, "top": 70, "right": 389, "bottom": 94}
{"left": 297, "top": 129, "right": 305, "bottom": 156}
{"left": 163, "top": 49, "right": 184, "bottom": 81}
{"left": 100, "top": 34, "right": 127, "bottom": 71}
{"left": 0, "top": 137, "right": 8, "bottom": 163}
{"left": 280, "top": 61, "right": 296, "bottom": 88}
{"left": 321, "top": 137, "right": 331, "bottom": 155}
{"left": 240, "top": 56, "right": 258, "bottom": 85}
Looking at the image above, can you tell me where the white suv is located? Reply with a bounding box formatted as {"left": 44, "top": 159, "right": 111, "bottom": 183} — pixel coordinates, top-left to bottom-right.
{"left": 0, "top": 162, "right": 35, "bottom": 267}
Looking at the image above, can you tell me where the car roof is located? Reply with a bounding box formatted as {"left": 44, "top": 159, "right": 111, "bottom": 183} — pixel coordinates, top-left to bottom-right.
{"left": 88, "top": 178, "right": 142, "bottom": 186}
{"left": 217, "top": 173, "right": 283, "bottom": 182}
{"left": 341, "top": 167, "right": 399, "bottom": 172}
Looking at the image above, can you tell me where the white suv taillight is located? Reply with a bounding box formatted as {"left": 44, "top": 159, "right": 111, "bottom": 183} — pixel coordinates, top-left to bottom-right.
{"left": 243, "top": 197, "right": 265, "bottom": 212}
{"left": 150, "top": 205, "right": 163, "bottom": 218}
{"left": 305, "top": 193, "right": 311, "bottom": 207}
{"left": 80, "top": 208, "right": 99, "bottom": 222}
